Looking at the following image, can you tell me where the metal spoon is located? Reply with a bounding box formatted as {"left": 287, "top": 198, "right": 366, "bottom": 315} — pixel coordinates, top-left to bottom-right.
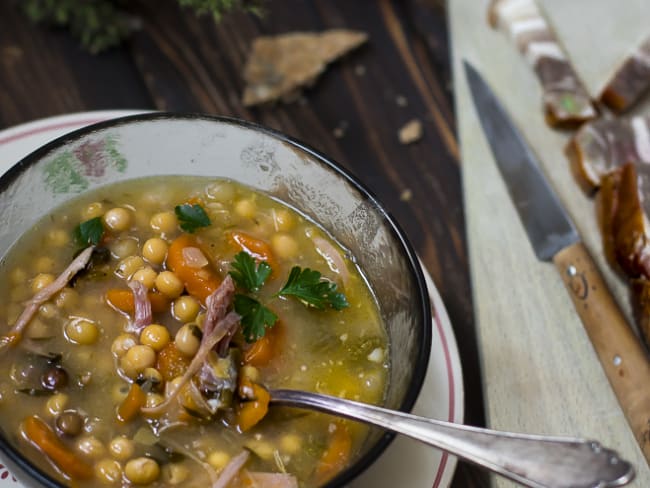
{"left": 270, "top": 389, "right": 634, "bottom": 488}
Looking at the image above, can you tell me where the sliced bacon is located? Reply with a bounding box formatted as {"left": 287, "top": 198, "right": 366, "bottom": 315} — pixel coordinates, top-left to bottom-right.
{"left": 142, "top": 276, "right": 238, "bottom": 415}
{"left": 211, "top": 450, "right": 250, "bottom": 488}
{"left": 125, "top": 280, "right": 152, "bottom": 334}
{"left": 0, "top": 246, "right": 94, "bottom": 351}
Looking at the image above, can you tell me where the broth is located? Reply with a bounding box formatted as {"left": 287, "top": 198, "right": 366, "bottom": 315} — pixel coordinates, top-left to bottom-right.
{"left": 0, "top": 177, "right": 388, "bottom": 487}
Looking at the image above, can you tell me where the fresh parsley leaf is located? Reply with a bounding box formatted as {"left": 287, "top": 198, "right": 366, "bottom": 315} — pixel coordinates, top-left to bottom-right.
{"left": 276, "top": 266, "right": 349, "bottom": 310}
{"left": 175, "top": 204, "right": 211, "bottom": 233}
{"left": 229, "top": 252, "right": 272, "bottom": 292}
{"left": 234, "top": 294, "right": 278, "bottom": 342}
{"left": 73, "top": 217, "right": 105, "bottom": 246}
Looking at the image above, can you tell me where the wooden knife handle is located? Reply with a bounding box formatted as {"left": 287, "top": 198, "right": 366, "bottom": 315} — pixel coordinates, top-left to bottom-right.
{"left": 554, "top": 241, "right": 650, "bottom": 462}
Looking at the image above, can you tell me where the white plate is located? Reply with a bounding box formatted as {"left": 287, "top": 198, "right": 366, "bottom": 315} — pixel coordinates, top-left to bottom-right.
{"left": 0, "top": 111, "right": 464, "bottom": 488}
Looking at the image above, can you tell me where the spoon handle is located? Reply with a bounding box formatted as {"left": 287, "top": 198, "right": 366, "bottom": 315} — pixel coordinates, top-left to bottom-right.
{"left": 270, "top": 389, "right": 634, "bottom": 488}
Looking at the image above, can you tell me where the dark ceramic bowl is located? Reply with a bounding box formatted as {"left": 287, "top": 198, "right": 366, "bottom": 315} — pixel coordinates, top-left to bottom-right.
{"left": 0, "top": 113, "right": 431, "bottom": 487}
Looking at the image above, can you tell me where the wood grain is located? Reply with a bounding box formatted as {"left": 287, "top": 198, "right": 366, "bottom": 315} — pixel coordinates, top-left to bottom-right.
{"left": 0, "top": 1, "right": 486, "bottom": 486}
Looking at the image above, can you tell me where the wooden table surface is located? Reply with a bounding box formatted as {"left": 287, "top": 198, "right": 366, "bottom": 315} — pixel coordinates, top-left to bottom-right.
{"left": 0, "top": 1, "right": 488, "bottom": 486}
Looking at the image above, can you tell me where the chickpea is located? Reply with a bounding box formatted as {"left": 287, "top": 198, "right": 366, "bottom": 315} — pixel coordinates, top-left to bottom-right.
{"left": 280, "top": 434, "right": 302, "bottom": 454}
{"left": 141, "top": 367, "right": 163, "bottom": 385}
{"left": 38, "top": 302, "right": 58, "bottom": 320}
{"left": 116, "top": 256, "right": 144, "bottom": 280}
{"left": 124, "top": 345, "right": 156, "bottom": 373}
{"left": 118, "top": 357, "right": 138, "bottom": 380}
{"left": 31, "top": 273, "right": 55, "bottom": 293}
{"left": 76, "top": 435, "right": 106, "bottom": 459}
{"left": 55, "top": 287, "right": 80, "bottom": 310}
{"left": 111, "top": 334, "right": 138, "bottom": 357}
{"left": 274, "top": 208, "right": 295, "bottom": 231}
{"left": 81, "top": 202, "right": 105, "bottom": 220}
{"left": 131, "top": 267, "right": 157, "bottom": 289}
{"left": 205, "top": 181, "right": 235, "bottom": 202}
{"left": 47, "top": 228, "right": 70, "bottom": 247}
{"left": 108, "top": 436, "right": 135, "bottom": 461}
{"left": 175, "top": 324, "right": 201, "bottom": 357}
{"left": 234, "top": 198, "right": 256, "bottom": 219}
{"left": 10, "top": 267, "right": 27, "bottom": 284}
{"left": 207, "top": 451, "right": 230, "bottom": 471}
{"left": 271, "top": 234, "right": 299, "bottom": 259}
{"left": 45, "top": 393, "right": 69, "bottom": 416}
{"left": 241, "top": 365, "right": 260, "bottom": 383}
{"left": 65, "top": 319, "right": 100, "bottom": 345}
{"left": 142, "top": 237, "right": 168, "bottom": 265}
{"left": 124, "top": 457, "right": 160, "bottom": 485}
{"left": 103, "top": 207, "right": 132, "bottom": 232}
{"left": 172, "top": 296, "right": 200, "bottom": 323}
{"left": 140, "top": 324, "right": 170, "bottom": 352}
{"left": 34, "top": 256, "right": 56, "bottom": 274}
{"left": 162, "top": 463, "right": 190, "bottom": 485}
{"left": 150, "top": 211, "right": 178, "bottom": 234}
{"left": 155, "top": 271, "right": 184, "bottom": 299}
{"left": 109, "top": 237, "right": 139, "bottom": 260}
{"left": 10, "top": 285, "right": 29, "bottom": 303}
{"left": 145, "top": 392, "right": 165, "bottom": 409}
{"left": 95, "top": 458, "right": 122, "bottom": 484}
{"left": 111, "top": 383, "right": 130, "bottom": 404}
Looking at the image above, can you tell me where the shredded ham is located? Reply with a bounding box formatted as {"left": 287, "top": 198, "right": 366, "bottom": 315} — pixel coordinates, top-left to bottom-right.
{"left": 125, "top": 280, "right": 152, "bottom": 334}
{"left": 142, "top": 276, "right": 239, "bottom": 415}
{"left": 312, "top": 236, "right": 349, "bottom": 288}
{"left": 0, "top": 246, "right": 95, "bottom": 351}
{"left": 212, "top": 450, "right": 250, "bottom": 488}
{"left": 245, "top": 472, "right": 299, "bottom": 488}
{"left": 182, "top": 246, "right": 209, "bottom": 268}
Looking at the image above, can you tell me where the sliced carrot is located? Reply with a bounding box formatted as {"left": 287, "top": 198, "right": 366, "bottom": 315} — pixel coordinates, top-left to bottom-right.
{"left": 229, "top": 231, "right": 278, "bottom": 273}
{"left": 236, "top": 379, "right": 270, "bottom": 432}
{"left": 166, "top": 234, "right": 221, "bottom": 303}
{"left": 156, "top": 343, "right": 191, "bottom": 381}
{"left": 22, "top": 416, "right": 93, "bottom": 480}
{"left": 106, "top": 289, "right": 170, "bottom": 314}
{"left": 117, "top": 383, "right": 146, "bottom": 423}
{"left": 243, "top": 320, "right": 284, "bottom": 367}
{"left": 314, "top": 422, "right": 352, "bottom": 485}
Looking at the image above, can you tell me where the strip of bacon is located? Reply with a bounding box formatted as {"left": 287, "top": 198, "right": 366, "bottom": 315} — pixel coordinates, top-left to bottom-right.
{"left": 601, "top": 36, "right": 650, "bottom": 113}
{"left": 488, "top": 0, "right": 597, "bottom": 127}
{"left": 125, "top": 280, "right": 152, "bottom": 335}
{"left": 0, "top": 246, "right": 95, "bottom": 351}
{"left": 141, "top": 276, "right": 238, "bottom": 415}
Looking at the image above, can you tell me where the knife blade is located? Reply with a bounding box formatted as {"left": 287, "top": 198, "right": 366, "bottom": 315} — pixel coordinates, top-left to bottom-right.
{"left": 464, "top": 60, "right": 650, "bottom": 463}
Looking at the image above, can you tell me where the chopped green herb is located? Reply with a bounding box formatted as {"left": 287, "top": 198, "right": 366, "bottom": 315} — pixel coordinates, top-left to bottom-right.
{"left": 73, "top": 217, "right": 105, "bottom": 246}
{"left": 175, "top": 204, "right": 211, "bottom": 233}
{"left": 229, "top": 252, "right": 272, "bottom": 292}
{"left": 234, "top": 294, "right": 278, "bottom": 342}
{"left": 276, "top": 267, "right": 348, "bottom": 310}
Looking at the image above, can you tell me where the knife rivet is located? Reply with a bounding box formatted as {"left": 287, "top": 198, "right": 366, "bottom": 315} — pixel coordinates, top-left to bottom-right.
{"left": 567, "top": 265, "right": 577, "bottom": 277}
{"left": 613, "top": 355, "right": 622, "bottom": 366}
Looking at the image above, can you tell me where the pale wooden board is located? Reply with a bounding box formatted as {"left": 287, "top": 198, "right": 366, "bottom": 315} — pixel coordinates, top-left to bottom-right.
{"left": 450, "top": 0, "right": 650, "bottom": 486}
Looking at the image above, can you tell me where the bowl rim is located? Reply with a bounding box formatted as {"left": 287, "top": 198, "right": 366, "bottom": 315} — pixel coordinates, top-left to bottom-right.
{"left": 0, "top": 112, "right": 432, "bottom": 488}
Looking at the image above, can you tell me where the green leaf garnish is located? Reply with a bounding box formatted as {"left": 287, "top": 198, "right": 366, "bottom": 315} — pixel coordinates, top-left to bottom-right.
{"left": 73, "top": 217, "right": 105, "bottom": 246}
{"left": 234, "top": 294, "right": 278, "bottom": 342}
{"left": 175, "top": 204, "right": 211, "bottom": 233}
{"left": 229, "top": 252, "right": 272, "bottom": 292}
{"left": 276, "top": 266, "right": 349, "bottom": 310}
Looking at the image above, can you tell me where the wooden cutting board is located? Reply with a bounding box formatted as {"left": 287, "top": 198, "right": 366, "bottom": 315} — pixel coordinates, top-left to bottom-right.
{"left": 450, "top": 0, "right": 650, "bottom": 485}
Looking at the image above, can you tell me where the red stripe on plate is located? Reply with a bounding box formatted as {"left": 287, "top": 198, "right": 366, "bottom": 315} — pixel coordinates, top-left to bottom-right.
{"left": 0, "top": 118, "right": 107, "bottom": 145}
{"left": 432, "top": 306, "right": 456, "bottom": 488}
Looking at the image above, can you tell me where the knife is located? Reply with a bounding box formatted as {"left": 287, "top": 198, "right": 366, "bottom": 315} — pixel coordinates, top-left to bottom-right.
{"left": 464, "top": 60, "right": 650, "bottom": 463}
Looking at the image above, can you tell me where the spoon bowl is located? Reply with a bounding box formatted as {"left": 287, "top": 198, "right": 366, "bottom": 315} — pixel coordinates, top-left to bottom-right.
{"left": 270, "top": 388, "right": 634, "bottom": 488}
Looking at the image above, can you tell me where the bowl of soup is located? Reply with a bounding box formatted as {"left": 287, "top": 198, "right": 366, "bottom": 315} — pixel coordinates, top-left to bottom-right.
{"left": 0, "top": 114, "right": 431, "bottom": 487}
